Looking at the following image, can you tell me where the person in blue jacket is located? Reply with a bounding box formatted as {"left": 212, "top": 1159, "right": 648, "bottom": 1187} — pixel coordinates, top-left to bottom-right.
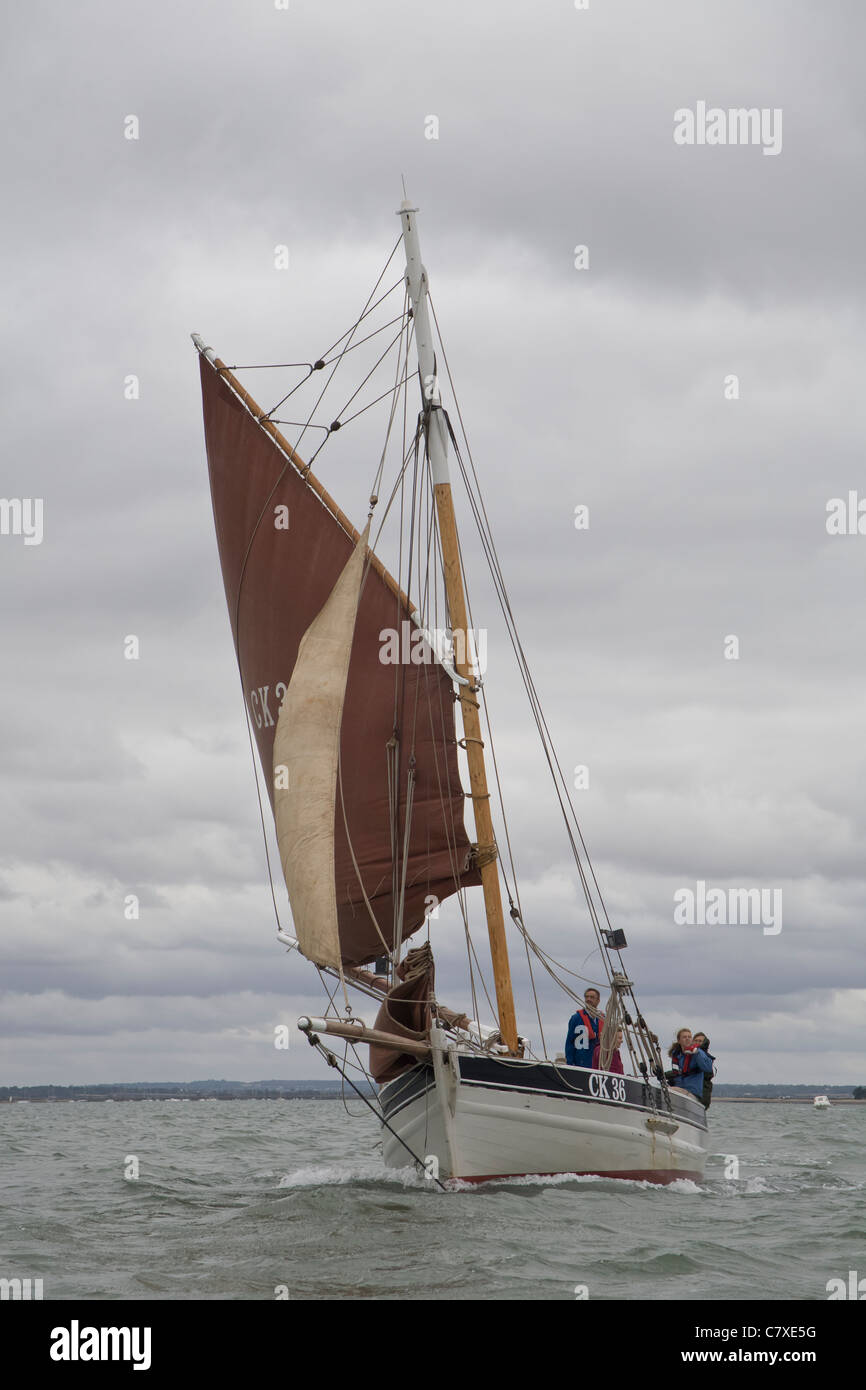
{"left": 692, "top": 1032, "right": 716, "bottom": 1109}
{"left": 565, "top": 988, "right": 604, "bottom": 1067}
{"left": 669, "top": 1035, "right": 713, "bottom": 1101}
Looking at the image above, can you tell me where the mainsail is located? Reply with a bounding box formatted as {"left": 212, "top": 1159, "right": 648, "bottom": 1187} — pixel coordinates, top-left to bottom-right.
{"left": 199, "top": 353, "right": 480, "bottom": 968}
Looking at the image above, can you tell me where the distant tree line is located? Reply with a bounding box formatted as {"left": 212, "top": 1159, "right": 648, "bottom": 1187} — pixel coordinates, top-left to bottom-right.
{"left": 0, "top": 1079, "right": 374, "bottom": 1102}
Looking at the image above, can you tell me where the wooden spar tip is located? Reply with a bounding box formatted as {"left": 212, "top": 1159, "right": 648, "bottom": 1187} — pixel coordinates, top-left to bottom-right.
{"left": 190, "top": 332, "right": 216, "bottom": 364}
{"left": 191, "top": 331, "right": 415, "bottom": 614}
{"left": 298, "top": 1016, "right": 431, "bottom": 1059}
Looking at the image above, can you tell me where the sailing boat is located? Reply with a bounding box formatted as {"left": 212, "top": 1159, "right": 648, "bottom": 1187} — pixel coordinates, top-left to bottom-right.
{"left": 193, "top": 195, "right": 709, "bottom": 1184}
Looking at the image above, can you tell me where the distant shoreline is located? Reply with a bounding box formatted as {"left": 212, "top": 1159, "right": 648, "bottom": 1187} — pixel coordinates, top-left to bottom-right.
{"left": 713, "top": 1096, "right": 866, "bottom": 1104}
{"left": 3, "top": 1082, "right": 862, "bottom": 1104}
{"left": 1, "top": 1093, "right": 356, "bottom": 1103}
{"left": 0, "top": 1086, "right": 367, "bottom": 1103}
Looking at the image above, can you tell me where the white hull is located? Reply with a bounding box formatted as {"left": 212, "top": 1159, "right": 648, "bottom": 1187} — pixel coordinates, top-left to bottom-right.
{"left": 380, "top": 1044, "right": 709, "bottom": 1184}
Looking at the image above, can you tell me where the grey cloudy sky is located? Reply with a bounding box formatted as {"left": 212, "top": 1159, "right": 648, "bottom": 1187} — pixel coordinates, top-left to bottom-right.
{"left": 2, "top": 0, "right": 864, "bottom": 1086}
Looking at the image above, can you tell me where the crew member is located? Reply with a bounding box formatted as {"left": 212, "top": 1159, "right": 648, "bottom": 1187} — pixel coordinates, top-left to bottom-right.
{"left": 668, "top": 1034, "right": 713, "bottom": 1100}
{"left": 565, "top": 988, "right": 605, "bottom": 1068}
{"left": 592, "top": 1027, "right": 624, "bottom": 1074}
{"left": 666, "top": 1027, "right": 692, "bottom": 1082}
{"left": 692, "top": 1032, "right": 715, "bottom": 1110}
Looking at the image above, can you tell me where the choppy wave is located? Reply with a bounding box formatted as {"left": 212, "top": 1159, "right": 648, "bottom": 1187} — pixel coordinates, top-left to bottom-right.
{"left": 278, "top": 1160, "right": 429, "bottom": 1190}
{"left": 2, "top": 1098, "right": 863, "bottom": 1300}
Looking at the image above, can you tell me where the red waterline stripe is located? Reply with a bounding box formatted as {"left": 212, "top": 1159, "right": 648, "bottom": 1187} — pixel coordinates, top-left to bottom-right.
{"left": 453, "top": 1169, "right": 704, "bottom": 1186}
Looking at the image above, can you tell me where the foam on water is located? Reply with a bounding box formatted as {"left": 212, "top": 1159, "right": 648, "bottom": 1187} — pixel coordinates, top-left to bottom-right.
{"left": 277, "top": 1165, "right": 709, "bottom": 1195}
{"left": 742, "top": 1175, "right": 775, "bottom": 1194}
{"left": 278, "top": 1160, "right": 429, "bottom": 1190}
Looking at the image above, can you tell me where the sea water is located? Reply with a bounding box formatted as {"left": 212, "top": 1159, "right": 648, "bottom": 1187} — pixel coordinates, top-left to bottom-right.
{"left": 1, "top": 1099, "right": 863, "bottom": 1300}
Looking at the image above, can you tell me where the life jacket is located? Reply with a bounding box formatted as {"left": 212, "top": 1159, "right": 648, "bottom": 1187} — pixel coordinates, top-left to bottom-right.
{"left": 575, "top": 1009, "right": 603, "bottom": 1041}
{"left": 566, "top": 1009, "right": 605, "bottom": 1065}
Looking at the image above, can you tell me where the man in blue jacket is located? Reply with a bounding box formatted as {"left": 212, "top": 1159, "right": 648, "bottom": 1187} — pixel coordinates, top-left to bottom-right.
{"left": 669, "top": 1036, "right": 713, "bottom": 1101}
{"left": 565, "top": 988, "right": 604, "bottom": 1068}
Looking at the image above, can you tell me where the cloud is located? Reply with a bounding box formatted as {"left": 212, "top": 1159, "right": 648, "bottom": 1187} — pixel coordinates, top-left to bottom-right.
{"left": 2, "top": 0, "right": 864, "bottom": 1085}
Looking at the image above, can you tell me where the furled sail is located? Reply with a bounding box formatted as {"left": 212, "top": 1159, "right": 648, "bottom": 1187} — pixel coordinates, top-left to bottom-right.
{"left": 199, "top": 352, "right": 481, "bottom": 967}
{"left": 271, "top": 525, "right": 369, "bottom": 970}
{"left": 369, "top": 942, "right": 435, "bottom": 1084}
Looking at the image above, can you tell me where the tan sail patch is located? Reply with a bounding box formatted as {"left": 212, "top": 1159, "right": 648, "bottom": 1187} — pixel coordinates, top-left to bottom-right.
{"left": 273, "top": 524, "right": 370, "bottom": 969}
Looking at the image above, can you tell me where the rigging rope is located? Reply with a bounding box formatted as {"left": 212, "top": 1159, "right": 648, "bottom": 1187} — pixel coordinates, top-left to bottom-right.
{"left": 226, "top": 231, "right": 672, "bottom": 1096}
{"left": 427, "top": 293, "right": 669, "bottom": 1079}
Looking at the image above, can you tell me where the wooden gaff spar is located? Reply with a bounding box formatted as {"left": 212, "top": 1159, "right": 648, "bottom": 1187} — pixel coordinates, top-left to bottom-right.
{"left": 193, "top": 195, "right": 711, "bottom": 1183}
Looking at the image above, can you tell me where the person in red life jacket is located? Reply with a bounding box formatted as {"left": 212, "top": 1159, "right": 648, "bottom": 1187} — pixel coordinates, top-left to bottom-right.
{"left": 665, "top": 1027, "right": 692, "bottom": 1082}
{"left": 565, "top": 988, "right": 605, "bottom": 1067}
{"left": 592, "top": 1028, "right": 624, "bottom": 1074}
{"left": 669, "top": 1033, "right": 713, "bottom": 1100}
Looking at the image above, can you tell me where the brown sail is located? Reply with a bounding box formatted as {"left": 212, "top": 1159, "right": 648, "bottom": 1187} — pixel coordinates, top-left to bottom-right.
{"left": 198, "top": 350, "right": 480, "bottom": 967}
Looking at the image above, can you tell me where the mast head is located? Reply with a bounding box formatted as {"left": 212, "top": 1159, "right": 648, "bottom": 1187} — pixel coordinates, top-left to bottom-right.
{"left": 397, "top": 179, "right": 417, "bottom": 217}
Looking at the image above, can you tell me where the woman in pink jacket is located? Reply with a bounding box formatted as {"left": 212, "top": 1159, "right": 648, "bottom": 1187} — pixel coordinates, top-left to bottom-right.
{"left": 592, "top": 1028, "right": 624, "bottom": 1074}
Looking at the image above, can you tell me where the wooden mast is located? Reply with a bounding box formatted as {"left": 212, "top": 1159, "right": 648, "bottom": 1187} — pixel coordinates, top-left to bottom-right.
{"left": 398, "top": 197, "right": 519, "bottom": 1054}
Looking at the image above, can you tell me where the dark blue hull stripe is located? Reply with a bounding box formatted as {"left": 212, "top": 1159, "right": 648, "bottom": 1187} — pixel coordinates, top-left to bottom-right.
{"left": 380, "top": 1058, "right": 707, "bottom": 1133}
